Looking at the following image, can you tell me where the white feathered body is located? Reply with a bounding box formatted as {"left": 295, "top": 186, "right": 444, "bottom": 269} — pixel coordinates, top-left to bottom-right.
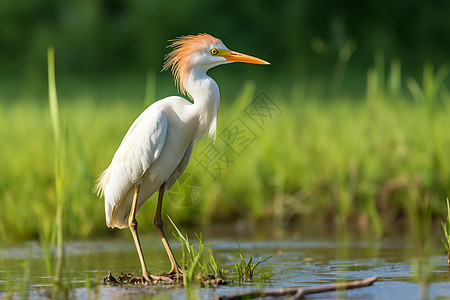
{"left": 96, "top": 33, "right": 267, "bottom": 230}
{"left": 97, "top": 73, "right": 220, "bottom": 228}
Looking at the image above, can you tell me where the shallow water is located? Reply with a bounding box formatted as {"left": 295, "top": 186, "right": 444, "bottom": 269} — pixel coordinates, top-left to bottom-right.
{"left": 1, "top": 233, "right": 449, "bottom": 299}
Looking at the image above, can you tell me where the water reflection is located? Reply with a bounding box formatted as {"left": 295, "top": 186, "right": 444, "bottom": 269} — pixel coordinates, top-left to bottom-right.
{"left": 1, "top": 233, "right": 449, "bottom": 299}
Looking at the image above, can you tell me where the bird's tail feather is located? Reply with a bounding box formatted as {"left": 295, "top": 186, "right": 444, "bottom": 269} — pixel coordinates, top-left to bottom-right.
{"left": 94, "top": 167, "right": 111, "bottom": 197}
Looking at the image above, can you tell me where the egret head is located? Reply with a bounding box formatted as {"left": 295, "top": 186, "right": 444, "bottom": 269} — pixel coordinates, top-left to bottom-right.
{"left": 162, "top": 33, "right": 269, "bottom": 94}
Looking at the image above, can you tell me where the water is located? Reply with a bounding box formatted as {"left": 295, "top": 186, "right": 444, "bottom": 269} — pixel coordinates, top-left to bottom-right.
{"left": 1, "top": 233, "right": 449, "bottom": 299}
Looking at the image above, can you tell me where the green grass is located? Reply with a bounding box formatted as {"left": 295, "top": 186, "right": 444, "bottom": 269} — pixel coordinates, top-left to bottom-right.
{"left": 169, "top": 218, "right": 272, "bottom": 286}
{"left": 234, "top": 243, "right": 271, "bottom": 282}
{"left": 47, "top": 46, "right": 66, "bottom": 283}
{"left": 0, "top": 62, "right": 449, "bottom": 242}
{"left": 442, "top": 199, "right": 450, "bottom": 264}
{"left": 169, "top": 217, "right": 224, "bottom": 287}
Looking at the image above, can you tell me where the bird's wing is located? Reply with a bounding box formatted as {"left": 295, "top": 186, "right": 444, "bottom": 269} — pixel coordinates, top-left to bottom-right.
{"left": 165, "top": 141, "right": 194, "bottom": 191}
{"left": 97, "top": 108, "right": 168, "bottom": 208}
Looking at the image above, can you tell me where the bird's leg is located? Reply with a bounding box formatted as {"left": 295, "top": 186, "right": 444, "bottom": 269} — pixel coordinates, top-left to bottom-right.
{"left": 128, "top": 183, "right": 152, "bottom": 283}
{"left": 154, "top": 182, "right": 183, "bottom": 276}
{"left": 128, "top": 182, "right": 176, "bottom": 284}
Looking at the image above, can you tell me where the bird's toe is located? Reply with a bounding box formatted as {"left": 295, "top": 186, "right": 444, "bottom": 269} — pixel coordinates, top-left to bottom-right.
{"left": 168, "top": 266, "right": 183, "bottom": 276}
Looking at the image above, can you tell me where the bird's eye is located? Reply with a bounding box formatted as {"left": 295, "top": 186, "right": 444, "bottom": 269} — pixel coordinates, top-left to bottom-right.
{"left": 210, "top": 48, "right": 219, "bottom": 55}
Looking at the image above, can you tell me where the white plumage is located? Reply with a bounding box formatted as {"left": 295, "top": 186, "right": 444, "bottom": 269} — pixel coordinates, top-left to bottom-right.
{"left": 96, "top": 33, "right": 269, "bottom": 282}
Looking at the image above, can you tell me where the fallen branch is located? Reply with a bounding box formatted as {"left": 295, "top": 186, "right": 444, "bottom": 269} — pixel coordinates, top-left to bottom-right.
{"left": 215, "top": 276, "right": 379, "bottom": 300}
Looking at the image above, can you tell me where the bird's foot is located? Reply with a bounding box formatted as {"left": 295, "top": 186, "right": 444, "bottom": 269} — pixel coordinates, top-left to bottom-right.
{"left": 144, "top": 266, "right": 183, "bottom": 283}
{"left": 167, "top": 266, "right": 183, "bottom": 278}
{"left": 139, "top": 269, "right": 177, "bottom": 284}
{"left": 142, "top": 271, "right": 152, "bottom": 284}
{"left": 148, "top": 273, "right": 176, "bottom": 283}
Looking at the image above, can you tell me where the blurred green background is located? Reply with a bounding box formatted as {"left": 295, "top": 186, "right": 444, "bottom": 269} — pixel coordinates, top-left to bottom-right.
{"left": 1, "top": 0, "right": 449, "bottom": 241}
{"left": 2, "top": 0, "right": 450, "bottom": 96}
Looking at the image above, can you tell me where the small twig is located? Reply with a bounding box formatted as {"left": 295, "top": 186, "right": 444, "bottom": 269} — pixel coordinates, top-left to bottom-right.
{"left": 292, "top": 276, "right": 379, "bottom": 299}
{"left": 215, "top": 276, "right": 379, "bottom": 300}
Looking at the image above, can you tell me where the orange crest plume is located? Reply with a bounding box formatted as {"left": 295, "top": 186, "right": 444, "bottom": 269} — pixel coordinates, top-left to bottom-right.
{"left": 162, "top": 33, "right": 222, "bottom": 95}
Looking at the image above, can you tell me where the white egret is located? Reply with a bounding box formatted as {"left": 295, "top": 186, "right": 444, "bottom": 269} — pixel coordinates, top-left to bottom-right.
{"left": 96, "top": 33, "right": 269, "bottom": 282}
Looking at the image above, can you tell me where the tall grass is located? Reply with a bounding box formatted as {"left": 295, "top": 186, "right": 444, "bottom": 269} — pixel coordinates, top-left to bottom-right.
{"left": 169, "top": 217, "right": 223, "bottom": 287}
{"left": 37, "top": 47, "right": 67, "bottom": 283}
{"left": 0, "top": 59, "right": 449, "bottom": 241}
{"left": 442, "top": 198, "right": 450, "bottom": 265}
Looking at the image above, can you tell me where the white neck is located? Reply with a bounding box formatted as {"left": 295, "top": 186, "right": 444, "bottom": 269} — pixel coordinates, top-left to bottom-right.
{"left": 184, "top": 68, "right": 220, "bottom": 139}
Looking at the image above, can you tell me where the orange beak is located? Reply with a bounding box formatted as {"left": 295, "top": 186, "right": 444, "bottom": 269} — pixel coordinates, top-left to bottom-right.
{"left": 221, "top": 50, "right": 270, "bottom": 65}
